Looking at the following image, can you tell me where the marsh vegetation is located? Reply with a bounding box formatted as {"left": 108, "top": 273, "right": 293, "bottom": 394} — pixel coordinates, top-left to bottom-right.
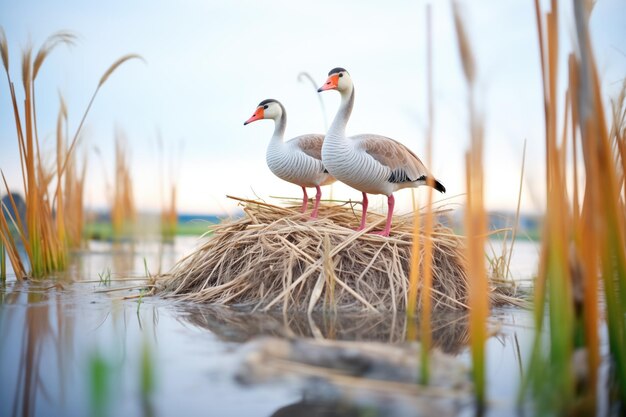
{"left": 1, "top": 0, "right": 625, "bottom": 416}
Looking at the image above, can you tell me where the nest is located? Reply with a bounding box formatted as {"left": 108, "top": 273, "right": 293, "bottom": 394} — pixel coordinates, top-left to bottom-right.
{"left": 156, "top": 196, "right": 519, "bottom": 312}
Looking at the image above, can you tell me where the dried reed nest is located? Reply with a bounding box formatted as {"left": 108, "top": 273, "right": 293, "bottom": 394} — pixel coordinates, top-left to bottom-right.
{"left": 156, "top": 196, "right": 520, "bottom": 312}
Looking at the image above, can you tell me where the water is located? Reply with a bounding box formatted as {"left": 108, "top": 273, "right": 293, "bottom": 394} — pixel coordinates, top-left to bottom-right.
{"left": 0, "top": 238, "right": 555, "bottom": 417}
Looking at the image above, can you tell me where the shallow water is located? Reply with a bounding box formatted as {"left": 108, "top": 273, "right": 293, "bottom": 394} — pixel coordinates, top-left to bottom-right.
{"left": 0, "top": 237, "right": 595, "bottom": 417}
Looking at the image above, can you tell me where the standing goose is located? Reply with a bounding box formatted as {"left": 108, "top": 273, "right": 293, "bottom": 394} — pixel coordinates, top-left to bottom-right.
{"left": 244, "top": 99, "right": 335, "bottom": 218}
{"left": 317, "top": 68, "right": 445, "bottom": 236}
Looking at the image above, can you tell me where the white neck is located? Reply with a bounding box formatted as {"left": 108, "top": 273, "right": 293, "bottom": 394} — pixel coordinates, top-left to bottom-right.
{"left": 328, "top": 85, "right": 355, "bottom": 138}
{"left": 270, "top": 110, "right": 287, "bottom": 142}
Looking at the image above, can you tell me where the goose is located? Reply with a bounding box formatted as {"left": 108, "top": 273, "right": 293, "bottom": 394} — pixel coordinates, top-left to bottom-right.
{"left": 317, "top": 68, "right": 445, "bottom": 236}
{"left": 244, "top": 99, "right": 335, "bottom": 218}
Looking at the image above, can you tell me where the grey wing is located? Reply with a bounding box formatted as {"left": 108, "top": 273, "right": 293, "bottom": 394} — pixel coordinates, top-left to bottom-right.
{"left": 291, "top": 134, "right": 325, "bottom": 161}
{"left": 351, "top": 134, "right": 429, "bottom": 183}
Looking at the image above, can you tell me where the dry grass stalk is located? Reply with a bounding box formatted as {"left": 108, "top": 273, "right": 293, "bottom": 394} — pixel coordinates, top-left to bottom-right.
{"left": 64, "top": 152, "right": 87, "bottom": 248}
{"left": 521, "top": 0, "right": 626, "bottom": 411}
{"left": 160, "top": 184, "right": 177, "bottom": 239}
{"left": 158, "top": 135, "right": 181, "bottom": 241}
{"left": 112, "top": 132, "right": 136, "bottom": 238}
{"left": 155, "top": 197, "right": 521, "bottom": 313}
{"left": 0, "top": 240, "right": 5, "bottom": 280}
{"left": 32, "top": 31, "right": 76, "bottom": 80}
{"left": 574, "top": 5, "right": 626, "bottom": 400}
{"left": 54, "top": 96, "right": 68, "bottom": 262}
{"left": 452, "top": 1, "right": 489, "bottom": 406}
{"left": 419, "top": 3, "right": 435, "bottom": 384}
{"left": 0, "top": 27, "right": 8, "bottom": 72}
{"left": 0, "top": 27, "right": 142, "bottom": 278}
{"left": 522, "top": 2, "right": 577, "bottom": 410}
{"left": 609, "top": 79, "right": 626, "bottom": 214}
{"left": 60, "top": 54, "right": 143, "bottom": 180}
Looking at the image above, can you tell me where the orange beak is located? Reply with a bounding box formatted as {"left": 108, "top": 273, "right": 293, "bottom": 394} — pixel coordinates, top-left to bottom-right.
{"left": 317, "top": 74, "right": 339, "bottom": 92}
{"left": 244, "top": 107, "right": 264, "bottom": 125}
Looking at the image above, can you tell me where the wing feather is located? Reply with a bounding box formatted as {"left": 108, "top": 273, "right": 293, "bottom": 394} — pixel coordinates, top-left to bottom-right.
{"left": 290, "top": 134, "right": 325, "bottom": 161}
{"left": 352, "top": 134, "right": 429, "bottom": 183}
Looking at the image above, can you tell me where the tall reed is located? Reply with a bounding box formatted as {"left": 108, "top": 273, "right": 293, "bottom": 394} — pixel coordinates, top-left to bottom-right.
{"left": 0, "top": 27, "right": 142, "bottom": 278}
{"left": 158, "top": 135, "right": 181, "bottom": 241}
{"left": 111, "top": 132, "right": 136, "bottom": 238}
{"left": 406, "top": 5, "right": 434, "bottom": 384}
{"left": 161, "top": 184, "right": 177, "bottom": 240}
{"left": 56, "top": 95, "right": 88, "bottom": 248}
{"left": 452, "top": 2, "right": 489, "bottom": 406}
{"left": 521, "top": 0, "right": 626, "bottom": 412}
{"left": 0, "top": 240, "right": 5, "bottom": 280}
{"left": 63, "top": 152, "right": 87, "bottom": 248}
{"left": 419, "top": 4, "right": 435, "bottom": 385}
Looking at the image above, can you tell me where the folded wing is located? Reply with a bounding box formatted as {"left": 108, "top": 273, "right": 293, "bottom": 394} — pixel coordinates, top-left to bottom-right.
{"left": 352, "top": 134, "right": 429, "bottom": 184}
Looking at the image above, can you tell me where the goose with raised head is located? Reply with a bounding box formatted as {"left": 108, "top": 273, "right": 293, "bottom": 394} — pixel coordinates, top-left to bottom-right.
{"left": 317, "top": 68, "right": 445, "bottom": 236}
{"left": 244, "top": 99, "right": 335, "bottom": 218}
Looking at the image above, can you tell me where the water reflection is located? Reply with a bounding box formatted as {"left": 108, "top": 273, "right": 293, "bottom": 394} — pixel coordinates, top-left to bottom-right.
{"left": 0, "top": 278, "right": 161, "bottom": 417}
{"left": 0, "top": 238, "right": 540, "bottom": 417}
{"left": 1, "top": 282, "right": 71, "bottom": 417}
{"left": 178, "top": 305, "right": 470, "bottom": 354}
{"left": 269, "top": 400, "right": 361, "bottom": 417}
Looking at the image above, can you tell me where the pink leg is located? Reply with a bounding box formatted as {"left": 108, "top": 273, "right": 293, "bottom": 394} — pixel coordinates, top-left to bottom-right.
{"left": 300, "top": 186, "right": 308, "bottom": 213}
{"left": 356, "top": 192, "right": 368, "bottom": 231}
{"left": 372, "top": 194, "right": 395, "bottom": 236}
{"left": 311, "top": 186, "right": 322, "bottom": 218}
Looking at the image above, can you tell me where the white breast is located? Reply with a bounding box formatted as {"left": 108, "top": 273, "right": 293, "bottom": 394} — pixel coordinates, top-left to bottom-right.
{"left": 322, "top": 134, "right": 392, "bottom": 195}
{"left": 266, "top": 141, "right": 329, "bottom": 188}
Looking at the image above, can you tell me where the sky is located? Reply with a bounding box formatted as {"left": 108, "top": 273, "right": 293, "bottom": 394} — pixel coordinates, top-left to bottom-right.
{"left": 0, "top": 0, "right": 625, "bottom": 216}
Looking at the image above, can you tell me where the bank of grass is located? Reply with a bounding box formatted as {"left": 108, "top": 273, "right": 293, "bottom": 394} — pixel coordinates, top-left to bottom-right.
{"left": 85, "top": 220, "right": 215, "bottom": 241}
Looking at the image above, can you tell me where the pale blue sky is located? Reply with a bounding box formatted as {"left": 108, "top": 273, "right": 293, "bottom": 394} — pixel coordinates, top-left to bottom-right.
{"left": 0, "top": 0, "right": 624, "bottom": 215}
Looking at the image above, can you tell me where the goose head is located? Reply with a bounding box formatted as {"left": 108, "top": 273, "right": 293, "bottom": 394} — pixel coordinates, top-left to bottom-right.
{"left": 317, "top": 67, "right": 352, "bottom": 93}
{"left": 244, "top": 99, "right": 284, "bottom": 125}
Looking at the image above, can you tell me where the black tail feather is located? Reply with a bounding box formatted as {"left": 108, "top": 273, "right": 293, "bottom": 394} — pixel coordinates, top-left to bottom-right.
{"left": 416, "top": 175, "right": 446, "bottom": 193}
{"left": 433, "top": 179, "right": 446, "bottom": 193}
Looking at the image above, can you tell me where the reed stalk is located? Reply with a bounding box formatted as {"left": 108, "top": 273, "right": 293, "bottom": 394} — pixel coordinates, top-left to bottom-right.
{"left": 521, "top": 1, "right": 577, "bottom": 412}
{"left": 55, "top": 94, "right": 87, "bottom": 248}
{"left": 451, "top": 2, "right": 488, "bottom": 406}
{"left": 504, "top": 140, "right": 527, "bottom": 279}
{"left": 0, "top": 239, "right": 5, "bottom": 280}
{"left": 521, "top": 0, "right": 626, "bottom": 412}
{"left": 0, "top": 187, "right": 28, "bottom": 279}
{"left": 161, "top": 184, "right": 177, "bottom": 240}
{"left": 419, "top": 4, "right": 435, "bottom": 385}
{"left": 64, "top": 151, "right": 87, "bottom": 248}
{"left": 576, "top": 16, "right": 626, "bottom": 400}
{"left": 158, "top": 136, "right": 180, "bottom": 241}
{"left": 55, "top": 95, "right": 68, "bottom": 260}
{"left": 0, "top": 27, "right": 142, "bottom": 277}
{"left": 407, "top": 206, "right": 421, "bottom": 317}
{"left": 112, "top": 132, "right": 136, "bottom": 238}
